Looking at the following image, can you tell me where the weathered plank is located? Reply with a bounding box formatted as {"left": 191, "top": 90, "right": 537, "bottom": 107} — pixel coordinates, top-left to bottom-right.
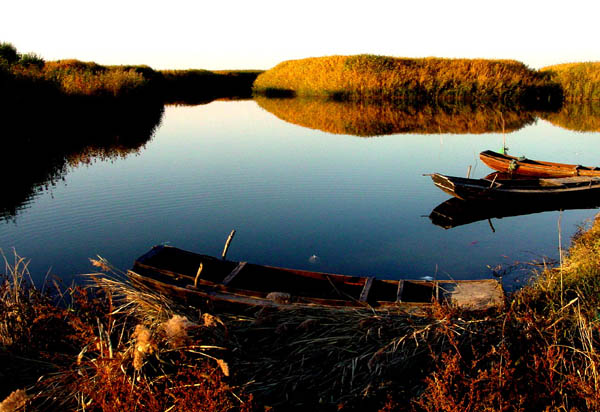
{"left": 222, "top": 261, "right": 247, "bottom": 286}
{"left": 396, "top": 280, "right": 404, "bottom": 302}
{"left": 359, "top": 277, "right": 374, "bottom": 302}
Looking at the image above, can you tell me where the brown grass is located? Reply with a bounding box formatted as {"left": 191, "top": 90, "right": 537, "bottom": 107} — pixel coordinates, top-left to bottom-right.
{"left": 542, "top": 62, "right": 600, "bottom": 102}
{"left": 254, "top": 55, "right": 561, "bottom": 106}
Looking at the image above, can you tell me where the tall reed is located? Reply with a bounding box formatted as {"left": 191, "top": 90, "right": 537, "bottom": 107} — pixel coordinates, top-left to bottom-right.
{"left": 41, "top": 60, "right": 152, "bottom": 98}
{"left": 254, "top": 55, "right": 562, "bottom": 106}
{"left": 542, "top": 62, "right": 600, "bottom": 102}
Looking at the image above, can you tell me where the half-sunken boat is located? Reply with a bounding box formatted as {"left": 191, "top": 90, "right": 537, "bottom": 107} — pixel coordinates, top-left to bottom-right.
{"left": 480, "top": 150, "right": 600, "bottom": 177}
{"left": 429, "top": 173, "right": 600, "bottom": 202}
{"left": 128, "top": 245, "right": 504, "bottom": 311}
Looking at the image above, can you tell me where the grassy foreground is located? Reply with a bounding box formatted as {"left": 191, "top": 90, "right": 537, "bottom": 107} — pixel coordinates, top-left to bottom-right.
{"left": 3, "top": 214, "right": 600, "bottom": 410}
{"left": 253, "top": 55, "right": 562, "bottom": 106}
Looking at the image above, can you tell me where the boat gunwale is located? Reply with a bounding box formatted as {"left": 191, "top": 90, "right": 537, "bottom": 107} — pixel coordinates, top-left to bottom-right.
{"left": 431, "top": 173, "right": 600, "bottom": 201}
{"left": 480, "top": 150, "right": 600, "bottom": 177}
{"left": 127, "top": 270, "right": 439, "bottom": 309}
{"left": 130, "top": 245, "right": 504, "bottom": 311}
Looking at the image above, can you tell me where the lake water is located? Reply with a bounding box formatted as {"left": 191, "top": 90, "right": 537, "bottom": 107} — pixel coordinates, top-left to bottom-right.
{"left": 2, "top": 99, "right": 600, "bottom": 291}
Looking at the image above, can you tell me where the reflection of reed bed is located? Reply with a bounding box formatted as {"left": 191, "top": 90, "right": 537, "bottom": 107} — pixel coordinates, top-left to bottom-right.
{"left": 540, "top": 101, "right": 600, "bottom": 132}
{"left": 255, "top": 96, "right": 536, "bottom": 136}
{"left": 254, "top": 55, "right": 562, "bottom": 107}
{"left": 0, "top": 100, "right": 164, "bottom": 221}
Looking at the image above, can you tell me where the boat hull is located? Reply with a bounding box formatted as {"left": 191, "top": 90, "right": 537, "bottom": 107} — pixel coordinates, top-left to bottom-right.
{"left": 430, "top": 173, "right": 600, "bottom": 202}
{"left": 480, "top": 150, "right": 600, "bottom": 177}
{"left": 129, "top": 245, "right": 504, "bottom": 312}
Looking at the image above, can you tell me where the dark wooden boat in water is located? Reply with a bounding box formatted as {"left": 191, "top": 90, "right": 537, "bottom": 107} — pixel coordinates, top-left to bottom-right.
{"left": 429, "top": 173, "right": 600, "bottom": 202}
{"left": 128, "top": 245, "right": 504, "bottom": 311}
{"left": 429, "top": 196, "right": 600, "bottom": 230}
{"left": 480, "top": 150, "right": 600, "bottom": 177}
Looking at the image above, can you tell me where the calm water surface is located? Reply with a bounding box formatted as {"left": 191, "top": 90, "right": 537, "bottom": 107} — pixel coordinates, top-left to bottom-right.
{"left": 2, "top": 100, "right": 600, "bottom": 289}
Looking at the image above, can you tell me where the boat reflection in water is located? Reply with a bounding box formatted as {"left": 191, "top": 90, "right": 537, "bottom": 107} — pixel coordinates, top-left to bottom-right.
{"left": 429, "top": 196, "right": 600, "bottom": 230}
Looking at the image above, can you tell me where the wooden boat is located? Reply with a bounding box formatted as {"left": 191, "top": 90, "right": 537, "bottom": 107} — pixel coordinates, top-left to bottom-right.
{"left": 429, "top": 196, "right": 600, "bottom": 230}
{"left": 480, "top": 150, "right": 600, "bottom": 177}
{"left": 128, "top": 245, "right": 504, "bottom": 312}
{"left": 429, "top": 173, "right": 600, "bottom": 202}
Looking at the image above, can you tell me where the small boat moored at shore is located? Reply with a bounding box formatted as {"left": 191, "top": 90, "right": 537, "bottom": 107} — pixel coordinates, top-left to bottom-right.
{"left": 129, "top": 245, "right": 504, "bottom": 312}
{"left": 480, "top": 150, "right": 600, "bottom": 177}
{"left": 429, "top": 173, "right": 600, "bottom": 202}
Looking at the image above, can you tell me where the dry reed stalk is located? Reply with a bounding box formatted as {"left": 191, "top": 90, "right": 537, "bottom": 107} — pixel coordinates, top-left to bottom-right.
{"left": 25, "top": 258, "right": 246, "bottom": 411}
{"left": 229, "top": 303, "right": 498, "bottom": 407}
{"left": 1, "top": 249, "right": 34, "bottom": 306}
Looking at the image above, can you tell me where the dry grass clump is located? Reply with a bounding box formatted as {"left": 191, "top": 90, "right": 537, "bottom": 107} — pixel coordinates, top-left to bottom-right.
{"left": 0, "top": 255, "right": 253, "bottom": 411}
{"left": 0, "top": 250, "right": 105, "bottom": 404}
{"left": 255, "top": 96, "right": 535, "bottom": 136}
{"left": 515, "top": 216, "right": 600, "bottom": 319}
{"left": 253, "top": 55, "right": 561, "bottom": 105}
{"left": 30, "top": 260, "right": 253, "bottom": 412}
{"left": 406, "top": 215, "right": 600, "bottom": 412}
{"left": 0, "top": 389, "right": 29, "bottom": 412}
{"left": 229, "top": 303, "right": 501, "bottom": 410}
{"left": 40, "top": 60, "right": 151, "bottom": 98}
{"left": 542, "top": 62, "right": 600, "bottom": 102}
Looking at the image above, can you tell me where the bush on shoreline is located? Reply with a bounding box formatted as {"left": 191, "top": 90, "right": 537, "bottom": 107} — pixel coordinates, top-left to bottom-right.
{"left": 1, "top": 42, "right": 261, "bottom": 103}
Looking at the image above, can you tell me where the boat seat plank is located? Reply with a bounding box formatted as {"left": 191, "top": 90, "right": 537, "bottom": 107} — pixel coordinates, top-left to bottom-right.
{"left": 222, "top": 261, "right": 247, "bottom": 286}
{"left": 540, "top": 176, "right": 600, "bottom": 186}
{"left": 359, "top": 277, "right": 375, "bottom": 302}
{"left": 396, "top": 280, "right": 404, "bottom": 302}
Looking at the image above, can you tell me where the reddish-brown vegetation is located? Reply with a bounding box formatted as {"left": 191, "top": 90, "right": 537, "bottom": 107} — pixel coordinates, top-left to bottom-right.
{"left": 4, "top": 215, "right": 600, "bottom": 412}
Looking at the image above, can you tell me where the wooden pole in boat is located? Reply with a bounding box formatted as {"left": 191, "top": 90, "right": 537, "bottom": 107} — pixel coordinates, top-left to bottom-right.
{"left": 222, "top": 229, "right": 236, "bottom": 260}
{"left": 500, "top": 112, "right": 508, "bottom": 154}
{"left": 466, "top": 165, "right": 472, "bottom": 179}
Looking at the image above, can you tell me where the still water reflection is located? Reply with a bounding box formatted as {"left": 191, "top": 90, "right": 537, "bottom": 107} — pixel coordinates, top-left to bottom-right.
{"left": 2, "top": 99, "right": 600, "bottom": 290}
